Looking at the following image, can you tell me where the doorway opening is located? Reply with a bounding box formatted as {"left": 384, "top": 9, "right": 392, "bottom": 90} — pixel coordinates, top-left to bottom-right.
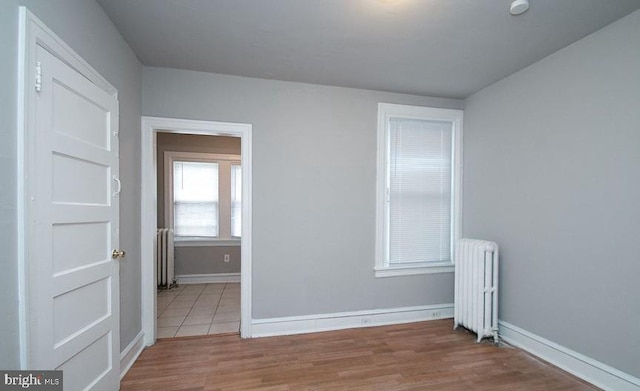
{"left": 156, "top": 133, "right": 241, "bottom": 338}
{"left": 141, "top": 117, "right": 252, "bottom": 345}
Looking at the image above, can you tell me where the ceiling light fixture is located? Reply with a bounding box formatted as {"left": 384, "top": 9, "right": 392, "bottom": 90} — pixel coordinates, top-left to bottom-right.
{"left": 510, "top": 0, "right": 529, "bottom": 15}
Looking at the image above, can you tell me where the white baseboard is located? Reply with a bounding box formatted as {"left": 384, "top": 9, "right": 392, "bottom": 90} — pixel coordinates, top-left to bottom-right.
{"left": 499, "top": 321, "right": 640, "bottom": 391}
{"left": 176, "top": 273, "right": 240, "bottom": 284}
{"left": 251, "top": 304, "right": 454, "bottom": 338}
{"left": 120, "top": 330, "right": 145, "bottom": 380}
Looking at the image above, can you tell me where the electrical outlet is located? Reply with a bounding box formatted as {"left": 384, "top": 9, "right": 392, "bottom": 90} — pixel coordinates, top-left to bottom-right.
{"left": 224, "top": 254, "right": 230, "bottom": 263}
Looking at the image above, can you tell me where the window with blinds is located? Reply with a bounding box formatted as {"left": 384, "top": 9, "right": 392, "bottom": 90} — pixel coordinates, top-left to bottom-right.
{"left": 376, "top": 103, "right": 462, "bottom": 277}
{"left": 388, "top": 118, "right": 452, "bottom": 264}
{"left": 173, "top": 161, "right": 219, "bottom": 237}
{"left": 231, "top": 164, "right": 242, "bottom": 237}
{"left": 165, "top": 151, "right": 241, "bottom": 242}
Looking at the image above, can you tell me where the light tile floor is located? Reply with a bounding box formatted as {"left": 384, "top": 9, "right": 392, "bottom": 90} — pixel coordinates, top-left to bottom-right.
{"left": 156, "top": 283, "right": 240, "bottom": 338}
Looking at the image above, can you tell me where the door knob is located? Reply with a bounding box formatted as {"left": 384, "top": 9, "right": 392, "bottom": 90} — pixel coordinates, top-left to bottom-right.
{"left": 112, "top": 249, "right": 126, "bottom": 259}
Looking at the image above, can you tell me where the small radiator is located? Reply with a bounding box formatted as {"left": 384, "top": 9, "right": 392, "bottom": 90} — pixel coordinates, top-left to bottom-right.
{"left": 454, "top": 238, "right": 499, "bottom": 343}
{"left": 156, "top": 228, "right": 176, "bottom": 290}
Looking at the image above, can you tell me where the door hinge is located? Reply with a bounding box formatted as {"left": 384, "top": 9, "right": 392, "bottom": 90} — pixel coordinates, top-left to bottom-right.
{"left": 35, "top": 62, "right": 42, "bottom": 92}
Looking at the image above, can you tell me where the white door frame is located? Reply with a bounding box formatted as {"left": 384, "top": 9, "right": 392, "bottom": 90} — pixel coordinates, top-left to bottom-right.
{"left": 17, "top": 7, "right": 119, "bottom": 369}
{"left": 140, "top": 116, "right": 253, "bottom": 344}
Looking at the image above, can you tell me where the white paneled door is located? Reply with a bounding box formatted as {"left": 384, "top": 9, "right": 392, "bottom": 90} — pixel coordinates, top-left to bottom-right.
{"left": 29, "top": 44, "right": 120, "bottom": 390}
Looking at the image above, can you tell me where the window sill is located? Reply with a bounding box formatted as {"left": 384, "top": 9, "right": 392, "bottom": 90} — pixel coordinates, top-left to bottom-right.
{"left": 374, "top": 263, "right": 454, "bottom": 278}
{"left": 174, "top": 239, "right": 241, "bottom": 247}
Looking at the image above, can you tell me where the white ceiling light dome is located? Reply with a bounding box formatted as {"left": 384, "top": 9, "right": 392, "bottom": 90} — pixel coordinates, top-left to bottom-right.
{"left": 510, "top": 0, "right": 530, "bottom": 15}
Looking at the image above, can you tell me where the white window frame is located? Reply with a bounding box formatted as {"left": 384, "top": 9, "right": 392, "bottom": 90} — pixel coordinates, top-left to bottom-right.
{"left": 375, "top": 103, "right": 463, "bottom": 278}
{"left": 164, "top": 151, "right": 241, "bottom": 246}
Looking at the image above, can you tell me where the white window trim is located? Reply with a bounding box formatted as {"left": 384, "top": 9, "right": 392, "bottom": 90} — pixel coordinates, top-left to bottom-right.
{"left": 374, "top": 103, "right": 463, "bottom": 278}
{"left": 164, "top": 151, "right": 240, "bottom": 242}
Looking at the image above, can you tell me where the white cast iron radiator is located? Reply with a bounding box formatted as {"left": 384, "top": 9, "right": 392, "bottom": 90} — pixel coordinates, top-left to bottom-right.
{"left": 454, "top": 238, "right": 499, "bottom": 343}
{"left": 156, "top": 228, "right": 176, "bottom": 289}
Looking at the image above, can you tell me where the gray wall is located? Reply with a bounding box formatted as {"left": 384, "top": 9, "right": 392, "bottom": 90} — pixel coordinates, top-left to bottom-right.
{"left": 0, "top": 0, "right": 20, "bottom": 370}
{"left": 157, "top": 133, "right": 241, "bottom": 275}
{"left": 0, "top": 0, "right": 142, "bottom": 367}
{"left": 143, "top": 68, "right": 463, "bottom": 318}
{"left": 463, "top": 10, "right": 640, "bottom": 377}
{"left": 175, "top": 246, "right": 241, "bottom": 275}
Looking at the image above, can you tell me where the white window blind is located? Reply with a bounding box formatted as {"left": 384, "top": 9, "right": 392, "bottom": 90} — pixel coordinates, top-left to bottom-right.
{"left": 231, "top": 164, "right": 242, "bottom": 237}
{"left": 388, "top": 118, "right": 453, "bottom": 264}
{"left": 173, "top": 161, "right": 219, "bottom": 237}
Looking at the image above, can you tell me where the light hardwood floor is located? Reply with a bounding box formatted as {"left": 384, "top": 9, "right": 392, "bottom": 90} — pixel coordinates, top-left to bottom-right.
{"left": 122, "top": 319, "right": 598, "bottom": 390}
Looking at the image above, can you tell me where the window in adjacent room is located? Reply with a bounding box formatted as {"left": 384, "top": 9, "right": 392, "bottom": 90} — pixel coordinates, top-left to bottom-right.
{"left": 230, "top": 164, "right": 242, "bottom": 238}
{"left": 165, "top": 151, "right": 241, "bottom": 244}
{"left": 375, "top": 103, "right": 462, "bottom": 277}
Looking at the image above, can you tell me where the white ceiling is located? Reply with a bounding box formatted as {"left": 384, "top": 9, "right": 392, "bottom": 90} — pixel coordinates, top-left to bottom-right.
{"left": 97, "top": 0, "right": 640, "bottom": 98}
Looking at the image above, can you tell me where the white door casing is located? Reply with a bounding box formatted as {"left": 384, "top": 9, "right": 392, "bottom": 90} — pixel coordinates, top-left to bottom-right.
{"left": 19, "top": 8, "right": 121, "bottom": 390}
{"left": 140, "top": 117, "right": 253, "bottom": 344}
